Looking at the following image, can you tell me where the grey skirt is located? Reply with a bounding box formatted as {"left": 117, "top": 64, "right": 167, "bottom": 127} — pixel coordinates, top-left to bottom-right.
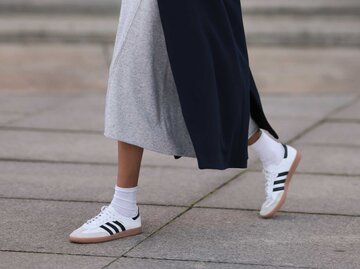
{"left": 104, "top": 0, "right": 197, "bottom": 157}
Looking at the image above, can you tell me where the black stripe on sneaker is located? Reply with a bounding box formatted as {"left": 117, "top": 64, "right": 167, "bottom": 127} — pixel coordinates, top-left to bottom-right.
{"left": 277, "top": 171, "right": 289, "bottom": 177}
{"left": 106, "top": 222, "right": 119, "bottom": 233}
{"left": 274, "top": 179, "right": 286, "bottom": 185}
{"left": 273, "top": 186, "right": 285, "bottom": 192}
{"left": 282, "top": 144, "right": 288, "bottom": 158}
{"left": 113, "top": 221, "right": 126, "bottom": 231}
{"left": 100, "top": 225, "right": 114, "bottom": 235}
{"left": 132, "top": 209, "right": 140, "bottom": 220}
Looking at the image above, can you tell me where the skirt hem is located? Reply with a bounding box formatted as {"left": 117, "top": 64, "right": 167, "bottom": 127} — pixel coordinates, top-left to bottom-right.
{"left": 103, "top": 131, "right": 197, "bottom": 159}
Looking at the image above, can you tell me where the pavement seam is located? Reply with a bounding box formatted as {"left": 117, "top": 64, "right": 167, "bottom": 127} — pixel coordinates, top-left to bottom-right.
{"left": 246, "top": 169, "right": 360, "bottom": 178}
{"left": 326, "top": 116, "right": 360, "bottom": 124}
{"left": 192, "top": 206, "right": 360, "bottom": 218}
{"left": 326, "top": 118, "right": 360, "bottom": 124}
{"left": 0, "top": 125, "right": 102, "bottom": 134}
{"left": 101, "top": 170, "right": 248, "bottom": 269}
{"left": 2, "top": 98, "right": 78, "bottom": 127}
{"left": 2, "top": 92, "right": 85, "bottom": 127}
{"left": 293, "top": 142, "right": 360, "bottom": 148}
{"left": 0, "top": 249, "right": 118, "bottom": 258}
{"left": 121, "top": 255, "right": 319, "bottom": 269}
{"left": 2, "top": 115, "right": 359, "bottom": 134}
{"left": 101, "top": 208, "right": 190, "bottom": 269}
{"left": 0, "top": 158, "right": 203, "bottom": 170}
{"left": 1, "top": 196, "right": 359, "bottom": 218}
{"left": 189, "top": 170, "right": 249, "bottom": 207}
{"left": 1, "top": 158, "right": 359, "bottom": 177}
{"left": 287, "top": 94, "right": 360, "bottom": 144}
{"left": 0, "top": 196, "right": 188, "bottom": 208}
{"left": 2, "top": 35, "right": 360, "bottom": 48}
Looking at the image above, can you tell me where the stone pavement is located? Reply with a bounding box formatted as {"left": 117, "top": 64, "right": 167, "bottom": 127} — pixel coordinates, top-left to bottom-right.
{"left": 1, "top": 1, "right": 360, "bottom": 268}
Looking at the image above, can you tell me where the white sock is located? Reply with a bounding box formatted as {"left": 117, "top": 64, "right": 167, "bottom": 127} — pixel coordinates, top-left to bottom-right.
{"left": 249, "top": 130, "right": 284, "bottom": 169}
{"left": 110, "top": 185, "right": 138, "bottom": 218}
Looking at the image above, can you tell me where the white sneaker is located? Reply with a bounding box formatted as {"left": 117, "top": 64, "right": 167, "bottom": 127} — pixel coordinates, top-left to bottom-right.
{"left": 260, "top": 144, "right": 301, "bottom": 219}
{"left": 69, "top": 204, "right": 142, "bottom": 243}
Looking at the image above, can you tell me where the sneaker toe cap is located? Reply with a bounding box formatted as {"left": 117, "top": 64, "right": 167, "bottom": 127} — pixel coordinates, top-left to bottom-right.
{"left": 69, "top": 226, "right": 108, "bottom": 240}
{"left": 69, "top": 226, "right": 86, "bottom": 238}
{"left": 260, "top": 198, "right": 280, "bottom": 216}
{"left": 260, "top": 205, "right": 272, "bottom": 216}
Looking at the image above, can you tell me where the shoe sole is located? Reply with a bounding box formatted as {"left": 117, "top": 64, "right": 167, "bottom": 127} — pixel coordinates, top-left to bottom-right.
{"left": 69, "top": 226, "right": 142, "bottom": 244}
{"left": 261, "top": 150, "right": 302, "bottom": 219}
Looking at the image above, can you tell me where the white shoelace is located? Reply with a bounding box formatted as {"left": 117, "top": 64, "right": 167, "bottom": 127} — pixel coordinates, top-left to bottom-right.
{"left": 85, "top": 205, "right": 111, "bottom": 226}
{"left": 262, "top": 168, "right": 277, "bottom": 202}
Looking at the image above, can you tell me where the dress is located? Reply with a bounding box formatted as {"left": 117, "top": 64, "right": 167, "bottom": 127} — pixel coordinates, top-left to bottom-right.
{"left": 104, "top": 0, "right": 196, "bottom": 158}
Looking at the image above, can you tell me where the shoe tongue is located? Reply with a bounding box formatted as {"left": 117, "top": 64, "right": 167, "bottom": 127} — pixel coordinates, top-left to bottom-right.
{"left": 84, "top": 207, "right": 113, "bottom": 228}
{"left": 106, "top": 204, "right": 118, "bottom": 215}
{"left": 106, "top": 204, "right": 125, "bottom": 219}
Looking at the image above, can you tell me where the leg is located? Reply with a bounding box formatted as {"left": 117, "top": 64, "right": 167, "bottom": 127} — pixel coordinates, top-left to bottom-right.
{"left": 117, "top": 141, "right": 143, "bottom": 187}
{"left": 69, "top": 141, "right": 144, "bottom": 243}
{"left": 109, "top": 141, "right": 143, "bottom": 218}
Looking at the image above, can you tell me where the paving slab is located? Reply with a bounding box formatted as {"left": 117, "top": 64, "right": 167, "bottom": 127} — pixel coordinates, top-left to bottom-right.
{"left": 137, "top": 166, "right": 239, "bottom": 206}
{"left": 0, "top": 128, "right": 204, "bottom": 168}
{"left": 245, "top": 15, "right": 360, "bottom": 36}
{"left": 0, "top": 127, "right": 218, "bottom": 169}
{"left": 249, "top": 48, "right": 360, "bottom": 94}
{"left": 108, "top": 257, "right": 292, "bottom": 269}
{"left": 0, "top": 112, "right": 24, "bottom": 126}
{"left": 0, "top": 129, "right": 117, "bottom": 163}
{"left": 260, "top": 94, "right": 354, "bottom": 119}
{"left": 242, "top": 0, "right": 360, "bottom": 12}
{"left": 0, "top": 162, "right": 239, "bottom": 206}
{"left": 249, "top": 144, "right": 360, "bottom": 176}
{"left": 329, "top": 99, "right": 360, "bottom": 121}
{"left": 296, "top": 122, "right": 360, "bottom": 146}
{"left": 0, "top": 251, "right": 115, "bottom": 269}
{"left": 265, "top": 117, "right": 317, "bottom": 142}
{"left": 7, "top": 91, "right": 106, "bottom": 132}
{"left": 0, "top": 15, "right": 118, "bottom": 43}
{"left": 0, "top": 199, "right": 185, "bottom": 257}
{"left": 244, "top": 15, "right": 360, "bottom": 47}
{"left": 0, "top": 89, "right": 75, "bottom": 115}
{"left": 0, "top": 0, "right": 121, "bottom": 14}
{"left": 196, "top": 171, "right": 360, "bottom": 216}
{"left": 127, "top": 208, "right": 360, "bottom": 268}
{"left": 142, "top": 150, "right": 202, "bottom": 169}
{"left": 0, "top": 44, "right": 108, "bottom": 91}
{"left": 143, "top": 149, "right": 262, "bottom": 170}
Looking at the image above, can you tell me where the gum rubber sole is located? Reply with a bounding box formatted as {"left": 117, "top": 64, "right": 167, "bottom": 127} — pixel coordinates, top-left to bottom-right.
{"left": 69, "top": 226, "right": 142, "bottom": 244}
{"left": 260, "top": 151, "right": 302, "bottom": 219}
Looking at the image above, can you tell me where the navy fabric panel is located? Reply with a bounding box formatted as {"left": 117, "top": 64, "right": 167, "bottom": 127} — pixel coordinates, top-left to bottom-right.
{"left": 157, "top": 0, "right": 278, "bottom": 169}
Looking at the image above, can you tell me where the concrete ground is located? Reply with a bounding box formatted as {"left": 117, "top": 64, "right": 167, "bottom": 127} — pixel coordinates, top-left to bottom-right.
{"left": 1, "top": 1, "right": 360, "bottom": 268}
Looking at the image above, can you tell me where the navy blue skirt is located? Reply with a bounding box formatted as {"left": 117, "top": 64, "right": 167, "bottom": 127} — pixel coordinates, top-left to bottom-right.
{"left": 157, "top": 0, "right": 279, "bottom": 169}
